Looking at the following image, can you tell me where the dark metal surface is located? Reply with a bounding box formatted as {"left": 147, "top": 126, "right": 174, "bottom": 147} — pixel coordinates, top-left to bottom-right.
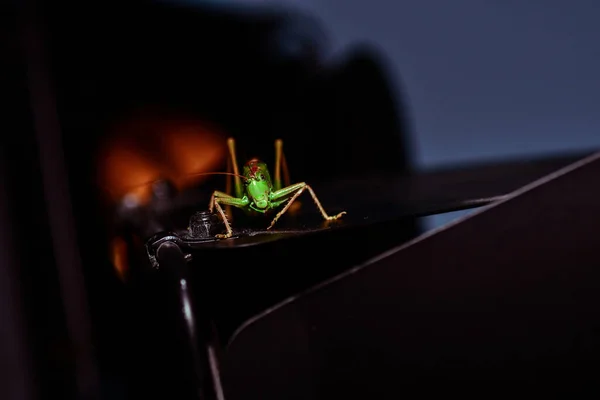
{"left": 145, "top": 214, "right": 419, "bottom": 344}
{"left": 223, "top": 152, "right": 600, "bottom": 398}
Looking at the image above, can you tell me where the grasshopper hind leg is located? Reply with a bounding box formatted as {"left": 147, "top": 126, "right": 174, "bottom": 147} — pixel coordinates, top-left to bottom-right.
{"left": 274, "top": 138, "right": 301, "bottom": 215}
{"left": 225, "top": 137, "right": 245, "bottom": 216}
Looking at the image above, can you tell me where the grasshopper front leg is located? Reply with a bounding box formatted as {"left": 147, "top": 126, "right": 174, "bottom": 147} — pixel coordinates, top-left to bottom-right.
{"left": 209, "top": 190, "right": 249, "bottom": 238}
{"left": 267, "top": 182, "right": 346, "bottom": 230}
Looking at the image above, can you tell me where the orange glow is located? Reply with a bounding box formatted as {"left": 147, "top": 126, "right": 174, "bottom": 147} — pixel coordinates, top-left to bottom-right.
{"left": 164, "top": 127, "right": 226, "bottom": 189}
{"left": 110, "top": 236, "right": 129, "bottom": 281}
{"left": 97, "top": 112, "right": 227, "bottom": 205}
{"left": 99, "top": 144, "right": 162, "bottom": 204}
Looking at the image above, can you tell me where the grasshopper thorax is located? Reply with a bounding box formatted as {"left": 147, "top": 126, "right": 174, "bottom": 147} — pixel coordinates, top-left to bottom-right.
{"left": 243, "top": 158, "right": 273, "bottom": 210}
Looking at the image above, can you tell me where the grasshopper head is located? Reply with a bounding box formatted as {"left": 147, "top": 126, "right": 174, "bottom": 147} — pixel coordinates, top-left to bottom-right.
{"left": 248, "top": 182, "right": 269, "bottom": 209}
{"left": 244, "top": 159, "right": 272, "bottom": 209}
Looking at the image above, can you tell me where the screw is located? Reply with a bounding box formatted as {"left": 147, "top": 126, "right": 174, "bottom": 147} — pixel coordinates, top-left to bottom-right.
{"left": 188, "top": 210, "right": 222, "bottom": 239}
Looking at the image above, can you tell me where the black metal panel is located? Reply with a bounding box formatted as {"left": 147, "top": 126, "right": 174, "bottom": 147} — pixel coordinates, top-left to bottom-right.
{"left": 224, "top": 152, "right": 600, "bottom": 398}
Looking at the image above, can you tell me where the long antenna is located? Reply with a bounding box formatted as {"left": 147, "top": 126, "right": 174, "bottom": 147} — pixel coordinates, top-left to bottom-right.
{"left": 101, "top": 171, "right": 248, "bottom": 200}
{"left": 183, "top": 171, "right": 248, "bottom": 181}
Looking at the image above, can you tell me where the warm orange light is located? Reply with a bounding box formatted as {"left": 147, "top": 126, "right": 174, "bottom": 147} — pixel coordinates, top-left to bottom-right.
{"left": 97, "top": 112, "right": 227, "bottom": 205}
{"left": 98, "top": 144, "right": 161, "bottom": 204}
{"left": 110, "top": 236, "right": 129, "bottom": 281}
{"left": 164, "top": 127, "right": 227, "bottom": 190}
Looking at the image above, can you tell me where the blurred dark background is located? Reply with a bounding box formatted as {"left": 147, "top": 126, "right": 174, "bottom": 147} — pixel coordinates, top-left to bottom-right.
{"left": 3, "top": 0, "right": 600, "bottom": 399}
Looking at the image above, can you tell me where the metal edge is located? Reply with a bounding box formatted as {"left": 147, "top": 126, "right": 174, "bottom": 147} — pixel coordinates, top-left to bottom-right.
{"left": 226, "top": 150, "right": 600, "bottom": 347}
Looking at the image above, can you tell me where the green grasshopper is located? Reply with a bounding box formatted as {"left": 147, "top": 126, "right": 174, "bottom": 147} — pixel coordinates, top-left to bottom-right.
{"left": 209, "top": 138, "right": 346, "bottom": 239}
